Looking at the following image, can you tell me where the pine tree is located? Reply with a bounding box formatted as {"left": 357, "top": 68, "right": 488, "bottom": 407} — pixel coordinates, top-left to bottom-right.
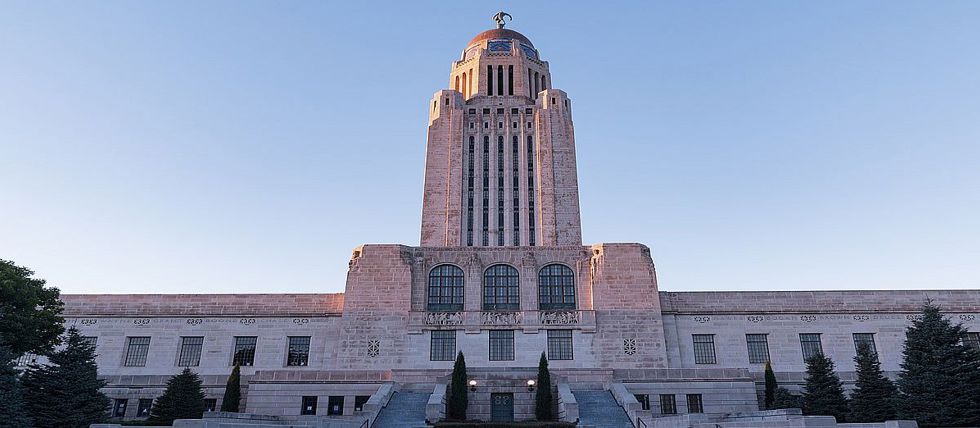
{"left": 446, "top": 351, "right": 468, "bottom": 421}
{"left": 148, "top": 368, "right": 206, "bottom": 425}
{"left": 848, "top": 342, "right": 898, "bottom": 422}
{"left": 801, "top": 353, "right": 848, "bottom": 421}
{"left": 897, "top": 301, "right": 980, "bottom": 427}
{"left": 0, "top": 346, "right": 31, "bottom": 428}
{"left": 21, "top": 327, "right": 109, "bottom": 428}
{"left": 535, "top": 352, "right": 554, "bottom": 420}
{"left": 764, "top": 360, "right": 777, "bottom": 409}
{"left": 220, "top": 364, "right": 241, "bottom": 412}
{"left": 772, "top": 387, "right": 801, "bottom": 409}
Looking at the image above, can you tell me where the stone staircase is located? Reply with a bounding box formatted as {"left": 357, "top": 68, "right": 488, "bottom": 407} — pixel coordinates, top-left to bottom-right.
{"left": 573, "top": 390, "right": 634, "bottom": 428}
{"left": 372, "top": 391, "right": 431, "bottom": 428}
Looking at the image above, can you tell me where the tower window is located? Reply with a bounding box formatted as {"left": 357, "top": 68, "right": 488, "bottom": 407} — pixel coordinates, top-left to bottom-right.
{"left": 527, "top": 135, "right": 535, "bottom": 246}
{"left": 525, "top": 108, "right": 533, "bottom": 114}
{"left": 484, "top": 122, "right": 489, "bottom": 129}
{"left": 498, "top": 122, "right": 503, "bottom": 129}
{"left": 483, "top": 136, "right": 490, "bottom": 246}
{"left": 483, "top": 108, "right": 490, "bottom": 114}
{"left": 534, "top": 71, "right": 539, "bottom": 95}
{"left": 512, "top": 135, "right": 520, "bottom": 245}
{"left": 508, "top": 65, "right": 514, "bottom": 95}
{"left": 512, "top": 122, "right": 517, "bottom": 128}
{"left": 487, "top": 65, "right": 493, "bottom": 95}
{"left": 511, "top": 108, "right": 519, "bottom": 114}
{"left": 497, "top": 65, "right": 504, "bottom": 96}
{"left": 497, "top": 108, "right": 504, "bottom": 114}
{"left": 527, "top": 122, "right": 532, "bottom": 128}
{"left": 528, "top": 68, "right": 533, "bottom": 98}
{"left": 469, "top": 108, "right": 476, "bottom": 114}
{"left": 497, "top": 136, "right": 504, "bottom": 246}
{"left": 466, "top": 136, "right": 475, "bottom": 246}
{"left": 469, "top": 123, "right": 474, "bottom": 129}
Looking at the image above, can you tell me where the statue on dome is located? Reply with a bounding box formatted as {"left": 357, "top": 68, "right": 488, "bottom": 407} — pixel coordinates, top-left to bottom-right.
{"left": 492, "top": 11, "right": 512, "bottom": 29}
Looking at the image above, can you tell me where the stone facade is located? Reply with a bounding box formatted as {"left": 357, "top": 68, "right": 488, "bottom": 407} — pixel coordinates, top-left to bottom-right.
{"left": 47, "top": 17, "right": 978, "bottom": 427}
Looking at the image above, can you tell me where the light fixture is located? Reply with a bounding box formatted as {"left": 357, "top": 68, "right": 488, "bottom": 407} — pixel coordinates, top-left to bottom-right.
{"left": 469, "top": 380, "right": 478, "bottom": 392}
{"left": 527, "top": 379, "right": 536, "bottom": 392}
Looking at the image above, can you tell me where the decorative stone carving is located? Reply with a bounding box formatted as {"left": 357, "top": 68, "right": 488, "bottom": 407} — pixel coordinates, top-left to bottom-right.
{"left": 906, "top": 314, "right": 923, "bottom": 321}
{"left": 367, "top": 340, "right": 380, "bottom": 357}
{"left": 79, "top": 319, "right": 98, "bottom": 326}
{"left": 747, "top": 315, "right": 764, "bottom": 323}
{"left": 481, "top": 311, "right": 523, "bottom": 326}
{"left": 292, "top": 318, "right": 309, "bottom": 325}
{"left": 424, "top": 312, "right": 463, "bottom": 325}
{"left": 624, "top": 338, "right": 637, "bottom": 355}
{"left": 693, "top": 316, "right": 710, "bottom": 323}
{"left": 540, "top": 311, "right": 581, "bottom": 325}
{"left": 853, "top": 315, "right": 870, "bottom": 322}
{"left": 240, "top": 318, "right": 256, "bottom": 325}
{"left": 133, "top": 318, "right": 150, "bottom": 326}
{"left": 960, "top": 314, "right": 976, "bottom": 322}
{"left": 800, "top": 315, "right": 816, "bottom": 323}
{"left": 186, "top": 318, "right": 203, "bottom": 325}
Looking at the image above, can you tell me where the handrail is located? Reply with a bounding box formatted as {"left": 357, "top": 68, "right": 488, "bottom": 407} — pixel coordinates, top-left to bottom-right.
{"left": 636, "top": 416, "right": 648, "bottom": 428}
{"left": 361, "top": 418, "right": 369, "bottom": 428}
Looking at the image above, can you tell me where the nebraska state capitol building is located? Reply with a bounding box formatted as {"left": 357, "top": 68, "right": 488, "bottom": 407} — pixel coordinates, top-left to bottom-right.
{"left": 46, "top": 14, "right": 980, "bottom": 427}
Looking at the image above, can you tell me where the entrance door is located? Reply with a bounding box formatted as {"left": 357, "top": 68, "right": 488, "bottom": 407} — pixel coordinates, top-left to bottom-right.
{"left": 490, "top": 393, "right": 514, "bottom": 422}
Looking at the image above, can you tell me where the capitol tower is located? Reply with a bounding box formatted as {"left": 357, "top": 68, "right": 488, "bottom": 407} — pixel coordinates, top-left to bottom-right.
{"left": 421, "top": 13, "right": 582, "bottom": 248}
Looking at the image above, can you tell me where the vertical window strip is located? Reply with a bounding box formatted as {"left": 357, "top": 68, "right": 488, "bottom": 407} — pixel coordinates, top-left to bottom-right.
{"left": 686, "top": 394, "right": 703, "bottom": 413}
{"left": 512, "top": 136, "right": 520, "bottom": 245}
{"left": 660, "top": 394, "right": 676, "bottom": 415}
{"left": 487, "top": 65, "right": 493, "bottom": 95}
{"left": 528, "top": 68, "right": 533, "bottom": 98}
{"left": 497, "top": 136, "right": 504, "bottom": 246}
{"left": 746, "top": 334, "right": 770, "bottom": 364}
{"left": 497, "top": 65, "right": 504, "bottom": 96}
{"left": 527, "top": 135, "right": 535, "bottom": 246}
{"left": 508, "top": 65, "right": 514, "bottom": 95}
{"left": 467, "top": 136, "right": 475, "bottom": 246}
{"left": 692, "top": 334, "right": 717, "bottom": 364}
{"left": 483, "top": 136, "right": 490, "bottom": 246}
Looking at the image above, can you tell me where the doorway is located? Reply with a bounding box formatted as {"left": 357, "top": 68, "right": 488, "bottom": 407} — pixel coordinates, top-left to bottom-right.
{"left": 490, "top": 393, "right": 514, "bottom": 421}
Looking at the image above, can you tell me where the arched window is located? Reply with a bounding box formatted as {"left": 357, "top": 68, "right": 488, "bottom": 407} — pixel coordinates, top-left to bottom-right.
{"left": 455, "top": 75, "right": 460, "bottom": 92}
{"left": 483, "top": 264, "right": 520, "bottom": 311}
{"left": 538, "top": 264, "right": 575, "bottom": 310}
{"left": 428, "top": 265, "right": 464, "bottom": 311}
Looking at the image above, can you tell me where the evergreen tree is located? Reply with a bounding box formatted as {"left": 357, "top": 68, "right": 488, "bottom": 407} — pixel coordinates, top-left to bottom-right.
{"left": 220, "top": 364, "right": 241, "bottom": 412}
{"left": 801, "top": 353, "right": 848, "bottom": 421}
{"left": 21, "top": 327, "right": 109, "bottom": 428}
{"left": 535, "top": 352, "right": 554, "bottom": 420}
{"left": 764, "top": 360, "right": 777, "bottom": 409}
{"left": 446, "top": 351, "right": 468, "bottom": 421}
{"left": 848, "top": 342, "right": 898, "bottom": 422}
{"left": 148, "top": 368, "right": 206, "bottom": 425}
{"left": 0, "top": 346, "right": 31, "bottom": 428}
{"left": 897, "top": 301, "right": 980, "bottom": 427}
{"left": 772, "top": 387, "right": 801, "bottom": 409}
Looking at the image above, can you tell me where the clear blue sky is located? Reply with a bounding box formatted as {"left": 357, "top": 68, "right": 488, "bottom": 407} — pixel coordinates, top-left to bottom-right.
{"left": 2, "top": 1, "right": 978, "bottom": 295}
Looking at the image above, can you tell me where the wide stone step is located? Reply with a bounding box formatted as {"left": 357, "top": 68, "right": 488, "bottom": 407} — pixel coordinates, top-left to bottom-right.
{"left": 372, "top": 391, "right": 431, "bottom": 428}
{"left": 572, "top": 390, "right": 633, "bottom": 428}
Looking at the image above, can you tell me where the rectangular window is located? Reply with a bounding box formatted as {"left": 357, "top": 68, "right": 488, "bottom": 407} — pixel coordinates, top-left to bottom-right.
{"left": 489, "top": 330, "right": 515, "bottom": 361}
{"left": 354, "top": 395, "right": 370, "bottom": 412}
{"left": 327, "top": 396, "right": 344, "bottom": 416}
{"left": 112, "top": 398, "right": 128, "bottom": 418}
{"left": 961, "top": 332, "right": 980, "bottom": 350}
{"left": 660, "top": 394, "right": 676, "bottom": 415}
{"left": 301, "top": 396, "right": 318, "bottom": 415}
{"left": 687, "top": 394, "right": 704, "bottom": 413}
{"left": 746, "top": 334, "right": 770, "bottom": 364}
{"left": 287, "top": 336, "right": 311, "bottom": 366}
{"left": 853, "top": 333, "right": 877, "bottom": 355}
{"left": 82, "top": 336, "right": 98, "bottom": 348}
{"left": 692, "top": 334, "right": 716, "bottom": 364}
{"left": 547, "top": 330, "right": 574, "bottom": 360}
{"left": 178, "top": 336, "right": 204, "bottom": 367}
{"left": 203, "top": 398, "right": 217, "bottom": 412}
{"left": 124, "top": 337, "right": 150, "bottom": 367}
{"left": 233, "top": 336, "right": 257, "bottom": 366}
{"left": 137, "top": 398, "right": 153, "bottom": 417}
{"left": 800, "top": 333, "right": 823, "bottom": 361}
{"left": 430, "top": 330, "right": 457, "bottom": 361}
{"left": 634, "top": 394, "right": 650, "bottom": 411}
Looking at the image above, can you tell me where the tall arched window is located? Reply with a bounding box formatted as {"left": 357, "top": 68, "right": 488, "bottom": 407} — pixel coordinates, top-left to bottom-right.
{"left": 538, "top": 264, "right": 575, "bottom": 310}
{"left": 428, "top": 265, "right": 464, "bottom": 311}
{"left": 483, "top": 264, "right": 520, "bottom": 311}
{"left": 455, "top": 75, "right": 460, "bottom": 92}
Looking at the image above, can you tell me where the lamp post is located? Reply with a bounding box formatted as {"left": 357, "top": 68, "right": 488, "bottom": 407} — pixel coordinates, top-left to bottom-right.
{"left": 527, "top": 379, "right": 536, "bottom": 392}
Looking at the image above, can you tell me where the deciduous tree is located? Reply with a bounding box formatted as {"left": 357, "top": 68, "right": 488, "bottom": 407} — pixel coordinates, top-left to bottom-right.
{"left": 0, "top": 259, "right": 64, "bottom": 356}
